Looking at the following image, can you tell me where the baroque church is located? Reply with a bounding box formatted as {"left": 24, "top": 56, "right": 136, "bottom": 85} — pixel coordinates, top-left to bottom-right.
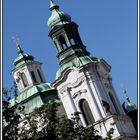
{"left": 8, "top": 0, "right": 137, "bottom": 139}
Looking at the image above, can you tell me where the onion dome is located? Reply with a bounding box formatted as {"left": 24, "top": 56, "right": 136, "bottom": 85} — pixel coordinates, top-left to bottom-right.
{"left": 48, "top": 0, "right": 71, "bottom": 28}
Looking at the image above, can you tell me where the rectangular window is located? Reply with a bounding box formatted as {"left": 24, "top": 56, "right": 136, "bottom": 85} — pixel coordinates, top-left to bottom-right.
{"left": 37, "top": 69, "right": 43, "bottom": 82}
{"left": 21, "top": 73, "right": 29, "bottom": 87}
{"left": 30, "top": 71, "right": 37, "bottom": 83}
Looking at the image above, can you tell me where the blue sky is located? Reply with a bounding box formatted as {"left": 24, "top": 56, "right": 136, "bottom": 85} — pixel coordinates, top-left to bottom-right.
{"left": 3, "top": 0, "right": 137, "bottom": 104}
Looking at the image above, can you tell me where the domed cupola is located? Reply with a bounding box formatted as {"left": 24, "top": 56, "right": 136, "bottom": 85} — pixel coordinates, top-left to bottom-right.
{"left": 122, "top": 86, "right": 137, "bottom": 113}
{"left": 48, "top": 0, "right": 92, "bottom": 80}
{"left": 121, "top": 85, "right": 137, "bottom": 132}
{"left": 13, "top": 43, "right": 34, "bottom": 68}
{"left": 12, "top": 37, "right": 46, "bottom": 92}
{"left": 126, "top": 102, "right": 137, "bottom": 113}
{"left": 9, "top": 36, "right": 62, "bottom": 115}
{"left": 124, "top": 91, "right": 137, "bottom": 113}
{"left": 48, "top": 0, "right": 71, "bottom": 28}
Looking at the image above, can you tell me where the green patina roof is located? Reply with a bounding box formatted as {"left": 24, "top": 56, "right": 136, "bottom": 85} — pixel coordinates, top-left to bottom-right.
{"left": 13, "top": 53, "right": 34, "bottom": 68}
{"left": 48, "top": 98, "right": 61, "bottom": 104}
{"left": 122, "top": 87, "right": 137, "bottom": 113}
{"left": 9, "top": 83, "right": 55, "bottom": 107}
{"left": 56, "top": 56, "right": 98, "bottom": 79}
{"left": 13, "top": 44, "right": 35, "bottom": 68}
{"left": 48, "top": 0, "right": 71, "bottom": 28}
{"left": 126, "top": 102, "right": 137, "bottom": 113}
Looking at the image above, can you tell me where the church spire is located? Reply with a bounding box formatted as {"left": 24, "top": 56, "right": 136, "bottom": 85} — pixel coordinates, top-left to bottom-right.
{"left": 48, "top": 1, "right": 93, "bottom": 79}
{"left": 121, "top": 85, "right": 131, "bottom": 104}
{"left": 49, "top": 0, "right": 59, "bottom": 11}
{"left": 12, "top": 37, "right": 46, "bottom": 92}
{"left": 121, "top": 84, "right": 137, "bottom": 112}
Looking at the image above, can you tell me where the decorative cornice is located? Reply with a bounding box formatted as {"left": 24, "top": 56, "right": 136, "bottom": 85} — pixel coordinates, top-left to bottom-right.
{"left": 59, "top": 75, "right": 86, "bottom": 93}
{"left": 72, "top": 89, "right": 87, "bottom": 99}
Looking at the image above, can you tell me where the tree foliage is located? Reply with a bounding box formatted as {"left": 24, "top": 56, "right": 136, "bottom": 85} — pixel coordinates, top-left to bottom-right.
{"left": 3, "top": 98, "right": 21, "bottom": 140}
{"left": 3, "top": 101, "right": 115, "bottom": 140}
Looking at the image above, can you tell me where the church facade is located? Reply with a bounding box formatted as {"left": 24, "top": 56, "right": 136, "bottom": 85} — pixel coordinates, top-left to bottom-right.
{"left": 48, "top": 0, "right": 137, "bottom": 139}
{"left": 9, "top": 0, "right": 137, "bottom": 139}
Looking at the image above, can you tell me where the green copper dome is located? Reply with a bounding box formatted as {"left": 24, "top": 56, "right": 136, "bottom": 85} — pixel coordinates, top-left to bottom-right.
{"left": 56, "top": 56, "right": 99, "bottom": 79}
{"left": 13, "top": 44, "right": 34, "bottom": 68}
{"left": 122, "top": 86, "right": 137, "bottom": 113}
{"left": 126, "top": 102, "right": 137, "bottom": 113}
{"left": 14, "top": 53, "right": 34, "bottom": 68}
{"left": 48, "top": 0, "right": 71, "bottom": 28}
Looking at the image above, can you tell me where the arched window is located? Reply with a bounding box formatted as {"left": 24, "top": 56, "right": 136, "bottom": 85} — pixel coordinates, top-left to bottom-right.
{"left": 21, "top": 73, "right": 29, "bottom": 88}
{"left": 54, "top": 40, "right": 59, "bottom": 52}
{"left": 67, "top": 31, "right": 76, "bottom": 46}
{"left": 79, "top": 99, "right": 95, "bottom": 125}
{"left": 109, "top": 92, "right": 120, "bottom": 114}
{"left": 59, "top": 35, "right": 67, "bottom": 49}
{"left": 70, "top": 38, "right": 75, "bottom": 45}
{"left": 37, "top": 69, "right": 43, "bottom": 82}
{"left": 30, "top": 71, "right": 37, "bottom": 83}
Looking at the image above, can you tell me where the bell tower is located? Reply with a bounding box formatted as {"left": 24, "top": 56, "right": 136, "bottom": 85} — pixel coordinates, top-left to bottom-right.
{"left": 10, "top": 36, "right": 62, "bottom": 114}
{"left": 48, "top": 1, "right": 137, "bottom": 139}
{"left": 12, "top": 36, "right": 46, "bottom": 93}
{"left": 48, "top": 0, "right": 90, "bottom": 67}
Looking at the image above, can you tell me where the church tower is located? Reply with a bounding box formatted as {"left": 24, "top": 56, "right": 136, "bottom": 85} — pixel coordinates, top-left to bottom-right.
{"left": 12, "top": 40, "right": 46, "bottom": 93}
{"left": 9, "top": 38, "right": 62, "bottom": 114}
{"left": 48, "top": 0, "right": 136, "bottom": 139}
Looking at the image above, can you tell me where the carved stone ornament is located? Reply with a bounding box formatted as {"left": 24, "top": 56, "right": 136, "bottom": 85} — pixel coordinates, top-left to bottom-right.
{"left": 72, "top": 76, "right": 86, "bottom": 88}
{"left": 72, "top": 92, "right": 79, "bottom": 99}
{"left": 17, "top": 71, "right": 22, "bottom": 77}
{"left": 16, "top": 77, "right": 20, "bottom": 83}
{"left": 72, "top": 89, "right": 87, "bottom": 99}
{"left": 59, "top": 75, "right": 86, "bottom": 93}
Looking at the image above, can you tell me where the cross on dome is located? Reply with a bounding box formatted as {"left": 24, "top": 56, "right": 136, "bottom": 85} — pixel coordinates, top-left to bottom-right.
{"left": 12, "top": 35, "right": 23, "bottom": 54}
